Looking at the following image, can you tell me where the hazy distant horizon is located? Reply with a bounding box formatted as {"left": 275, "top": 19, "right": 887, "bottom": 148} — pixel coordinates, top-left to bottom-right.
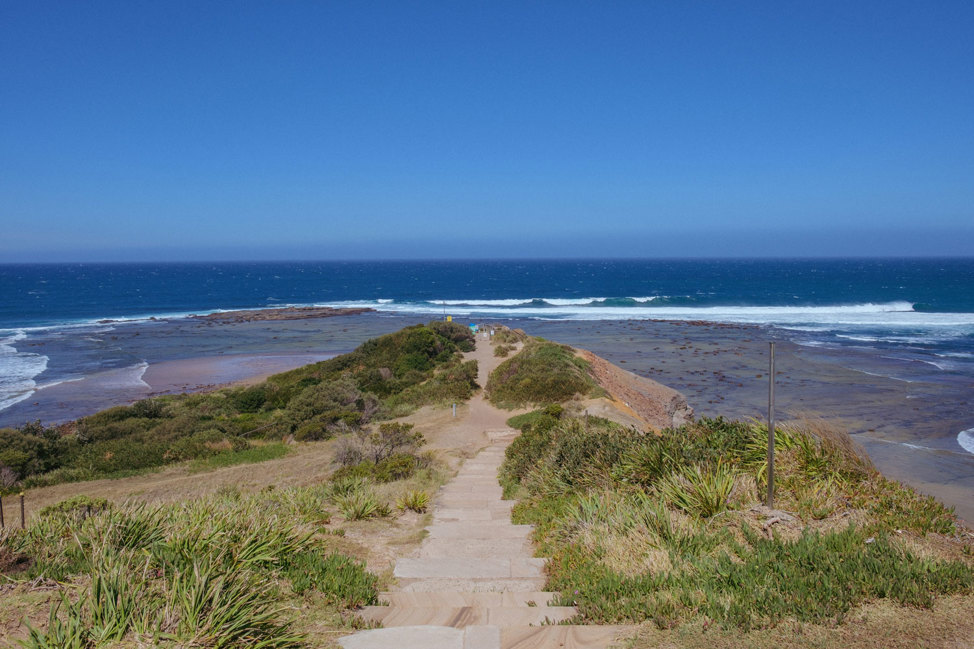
{"left": 5, "top": 227, "right": 973, "bottom": 263}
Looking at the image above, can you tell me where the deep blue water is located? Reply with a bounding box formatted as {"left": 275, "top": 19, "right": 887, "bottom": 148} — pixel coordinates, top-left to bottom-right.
{"left": 2, "top": 259, "right": 974, "bottom": 432}
{"left": 2, "top": 259, "right": 974, "bottom": 328}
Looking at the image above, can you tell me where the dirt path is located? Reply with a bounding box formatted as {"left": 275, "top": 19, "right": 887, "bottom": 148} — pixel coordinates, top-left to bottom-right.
{"left": 397, "top": 336, "right": 526, "bottom": 461}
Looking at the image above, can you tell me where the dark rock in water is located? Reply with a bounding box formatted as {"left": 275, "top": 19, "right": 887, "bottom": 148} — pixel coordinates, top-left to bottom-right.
{"left": 189, "top": 306, "right": 375, "bottom": 324}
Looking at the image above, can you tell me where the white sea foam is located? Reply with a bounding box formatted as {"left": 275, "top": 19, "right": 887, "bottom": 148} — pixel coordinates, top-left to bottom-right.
{"left": 0, "top": 330, "right": 50, "bottom": 412}
{"left": 93, "top": 362, "right": 150, "bottom": 390}
{"left": 957, "top": 429, "right": 974, "bottom": 456}
{"left": 309, "top": 299, "right": 974, "bottom": 331}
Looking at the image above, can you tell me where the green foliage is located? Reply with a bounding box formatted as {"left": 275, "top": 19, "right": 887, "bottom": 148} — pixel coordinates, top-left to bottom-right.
{"left": 38, "top": 495, "right": 111, "bottom": 519}
{"left": 396, "top": 490, "right": 430, "bottom": 513}
{"left": 188, "top": 443, "right": 290, "bottom": 472}
{"left": 657, "top": 461, "right": 736, "bottom": 518}
{"left": 334, "top": 488, "right": 389, "bottom": 521}
{"left": 5, "top": 323, "right": 476, "bottom": 489}
{"left": 493, "top": 344, "right": 515, "bottom": 357}
{"left": 332, "top": 454, "right": 418, "bottom": 484}
{"left": 500, "top": 413, "right": 973, "bottom": 632}
{"left": 6, "top": 489, "right": 379, "bottom": 648}
{"left": 284, "top": 552, "right": 378, "bottom": 606}
{"left": 487, "top": 340, "right": 599, "bottom": 407}
{"left": 231, "top": 386, "right": 268, "bottom": 413}
{"left": 491, "top": 328, "right": 527, "bottom": 344}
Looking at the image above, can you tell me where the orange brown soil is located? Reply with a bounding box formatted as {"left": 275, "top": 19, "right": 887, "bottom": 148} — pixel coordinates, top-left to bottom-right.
{"left": 578, "top": 348, "right": 693, "bottom": 430}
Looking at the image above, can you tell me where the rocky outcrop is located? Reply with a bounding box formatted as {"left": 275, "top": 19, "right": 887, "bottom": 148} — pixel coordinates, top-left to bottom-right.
{"left": 577, "top": 349, "right": 693, "bottom": 431}
{"left": 189, "top": 306, "right": 374, "bottom": 323}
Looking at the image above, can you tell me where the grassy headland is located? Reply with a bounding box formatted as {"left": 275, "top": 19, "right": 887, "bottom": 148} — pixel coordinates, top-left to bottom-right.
{"left": 487, "top": 336, "right": 973, "bottom": 639}
{"left": 1, "top": 407, "right": 447, "bottom": 647}
{"left": 0, "top": 321, "right": 476, "bottom": 491}
{"left": 485, "top": 338, "right": 603, "bottom": 408}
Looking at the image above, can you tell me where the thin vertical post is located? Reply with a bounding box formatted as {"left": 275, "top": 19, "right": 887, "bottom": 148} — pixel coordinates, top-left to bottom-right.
{"left": 767, "top": 343, "right": 776, "bottom": 508}
{"left": 0, "top": 494, "right": 4, "bottom": 528}
{"left": 20, "top": 493, "right": 26, "bottom": 529}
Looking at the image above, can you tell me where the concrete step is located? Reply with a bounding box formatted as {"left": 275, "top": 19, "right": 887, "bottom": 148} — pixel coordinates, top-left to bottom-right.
{"left": 397, "top": 577, "right": 547, "bottom": 592}
{"left": 419, "top": 538, "right": 533, "bottom": 558}
{"left": 502, "top": 625, "right": 635, "bottom": 649}
{"left": 433, "top": 508, "right": 517, "bottom": 522}
{"left": 426, "top": 523, "right": 533, "bottom": 540}
{"left": 358, "top": 605, "right": 578, "bottom": 627}
{"left": 394, "top": 557, "right": 546, "bottom": 579}
{"left": 379, "top": 592, "right": 558, "bottom": 607}
{"left": 338, "top": 625, "right": 499, "bottom": 649}
{"left": 439, "top": 488, "right": 504, "bottom": 497}
{"left": 435, "top": 497, "right": 514, "bottom": 509}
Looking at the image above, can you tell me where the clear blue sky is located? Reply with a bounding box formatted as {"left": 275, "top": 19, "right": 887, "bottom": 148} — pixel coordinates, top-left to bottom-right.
{"left": 2, "top": 1, "right": 972, "bottom": 261}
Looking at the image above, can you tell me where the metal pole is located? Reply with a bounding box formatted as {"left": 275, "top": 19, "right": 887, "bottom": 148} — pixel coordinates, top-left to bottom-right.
{"left": 20, "top": 493, "right": 26, "bottom": 529}
{"left": 767, "top": 343, "right": 776, "bottom": 509}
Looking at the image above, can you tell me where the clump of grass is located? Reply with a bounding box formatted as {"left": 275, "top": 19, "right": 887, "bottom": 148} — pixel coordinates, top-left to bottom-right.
{"left": 396, "top": 490, "right": 430, "bottom": 513}
{"left": 189, "top": 442, "right": 290, "bottom": 472}
{"left": 329, "top": 475, "right": 370, "bottom": 499}
{"left": 657, "top": 461, "right": 736, "bottom": 518}
{"left": 494, "top": 344, "right": 515, "bottom": 358}
{"left": 487, "top": 339, "right": 601, "bottom": 408}
{"left": 284, "top": 551, "right": 378, "bottom": 606}
{"left": 334, "top": 488, "right": 390, "bottom": 521}
{"left": 4, "top": 487, "right": 379, "bottom": 648}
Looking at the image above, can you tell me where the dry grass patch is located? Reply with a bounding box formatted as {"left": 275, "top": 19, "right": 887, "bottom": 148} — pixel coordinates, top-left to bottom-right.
{"left": 626, "top": 594, "right": 974, "bottom": 649}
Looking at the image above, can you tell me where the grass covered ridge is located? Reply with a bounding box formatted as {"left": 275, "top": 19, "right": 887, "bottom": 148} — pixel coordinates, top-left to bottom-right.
{"left": 0, "top": 322, "right": 477, "bottom": 491}
{"left": 486, "top": 338, "right": 601, "bottom": 408}
{"left": 501, "top": 410, "right": 974, "bottom": 631}
{"left": 1, "top": 425, "right": 448, "bottom": 647}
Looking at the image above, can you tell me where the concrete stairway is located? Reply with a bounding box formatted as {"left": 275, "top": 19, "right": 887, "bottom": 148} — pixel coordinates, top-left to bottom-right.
{"left": 340, "top": 432, "right": 631, "bottom": 649}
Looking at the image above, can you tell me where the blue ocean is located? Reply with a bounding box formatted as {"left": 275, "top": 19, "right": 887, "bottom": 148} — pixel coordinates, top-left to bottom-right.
{"left": 2, "top": 259, "right": 974, "bottom": 455}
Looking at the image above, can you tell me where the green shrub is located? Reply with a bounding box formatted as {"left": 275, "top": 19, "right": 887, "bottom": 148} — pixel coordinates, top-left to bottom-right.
{"left": 500, "top": 413, "right": 974, "bottom": 632}
{"left": 38, "top": 495, "right": 112, "bottom": 519}
{"left": 494, "top": 344, "right": 515, "bottom": 357}
{"left": 232, "top": 386, "right": 268, "bottom": 413}
{"left": 330, "top": 463, "right": 375, "bottom": 483}
{"left": 487, "top": 340, "right": 599, "bottom": 407}
{"left": 374, "top": 454, "right": 417, "bottom": 483}
{"left": 284, "top": 551, "right": 378, "bottom": 606}
{"left": 3, "top": 324, "right": 478, "bottom": 489}
{"left": 12, "top": 490, "right": 378, "bottom": 648}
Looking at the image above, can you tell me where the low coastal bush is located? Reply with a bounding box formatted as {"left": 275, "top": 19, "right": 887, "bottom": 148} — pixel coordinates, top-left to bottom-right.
{"left": 1, "top": 322, "right": 477, "bottom": 490}
{"left": 486, "top": 339, "right": 600, "bottom": 408}
{"left": 2, "top": 488, "right": 380, "bottom": 648}
{"left": 502, "top": 412, "right": 974, "bottom": 632}
{"left": 493, "top": 343, "right": 515, "bottom": 357}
